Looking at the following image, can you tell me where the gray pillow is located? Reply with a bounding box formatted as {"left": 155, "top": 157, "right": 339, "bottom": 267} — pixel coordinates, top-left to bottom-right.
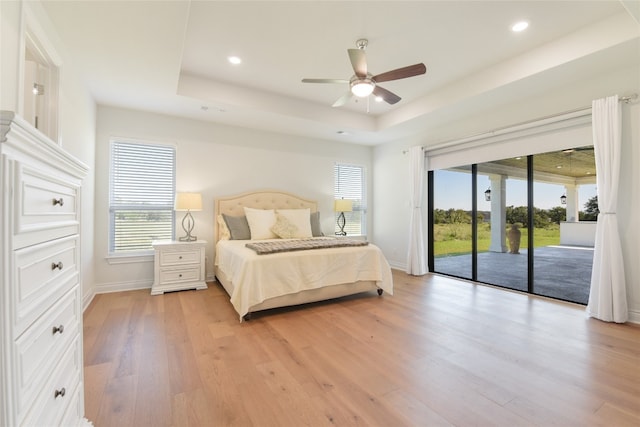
{"left": 222, "top": 214, "right": 251, "bottom": 240}
{"left": 310, "top": 211, "right": 323, "bottom": 237}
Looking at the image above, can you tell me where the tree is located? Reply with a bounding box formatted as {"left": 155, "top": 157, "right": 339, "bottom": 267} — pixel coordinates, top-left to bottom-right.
{"left": 547, "top": 206, "right": 567, "bottom": 224}
{"left": 506, "top": 205, "right": 528, "bottom": 227}
{"left": 581, "top": 195, "right": 599, "bottom": 221}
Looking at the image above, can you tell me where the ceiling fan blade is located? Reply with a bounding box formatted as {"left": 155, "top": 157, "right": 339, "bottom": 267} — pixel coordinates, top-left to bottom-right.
{"left": 373, "top": 86, "right": 401, "bottom": 105}
{"left": 302, "top": 78, "right": 349, "bottom": 84}
{"left": 332, "top": 91, "right": 353, "bottom": 107}
{"left": 372, "top": 63, "right": 426, "bottom": 83}
{"left": 348, "top": 49, "right": 367, "bottom": 78}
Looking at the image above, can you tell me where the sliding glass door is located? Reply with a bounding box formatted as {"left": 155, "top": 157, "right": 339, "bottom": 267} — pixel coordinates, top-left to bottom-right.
{"left": 531, "top": 148, "right": 596, "bottom": 304}
{"left": 475, "top": 160, "right": 528, "bottom": 292}
{"left": 432, "top": 167, "right": 473, "bottom": 280}
{"left": 430, "top": 147, "right": 595, "bottom": 304}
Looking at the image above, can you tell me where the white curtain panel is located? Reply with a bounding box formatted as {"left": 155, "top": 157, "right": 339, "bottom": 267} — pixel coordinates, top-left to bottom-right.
{"left": 406, "top": 145, "right": 428, "bottom": 275}
{"left": 587, "top": 94, "right": 628, "bottom": 323}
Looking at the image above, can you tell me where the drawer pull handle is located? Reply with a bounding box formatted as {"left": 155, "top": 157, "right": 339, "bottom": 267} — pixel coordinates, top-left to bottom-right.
{"left": 52, "top": 197, "right": 64, "bottom": 206}
{"left": 54, "top": 388, "right": 66, "bottom": 399}
{"left": 51, "top": 261, "right": 64, "bottom": 271}
{"left": 179, "top": 256, "right": 183, "bottom": 259}
{"left": 52, "top": 324, "right": 64, "bottom": 335}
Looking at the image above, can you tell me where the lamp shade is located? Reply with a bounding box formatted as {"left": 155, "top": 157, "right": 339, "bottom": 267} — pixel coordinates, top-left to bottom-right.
{"left": 175, "top": 192, "right": 202, "bottom": 211}
{"left": 334, "top": 199, "right": 353, "bottom": 212}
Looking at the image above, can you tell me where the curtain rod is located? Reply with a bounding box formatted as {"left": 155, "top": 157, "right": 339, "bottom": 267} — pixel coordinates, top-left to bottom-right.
{"left": 422, "top": 93, "right": 638, "bottom": 153}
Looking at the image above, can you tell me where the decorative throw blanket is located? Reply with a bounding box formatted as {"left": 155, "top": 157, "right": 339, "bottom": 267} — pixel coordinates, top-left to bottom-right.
{"left": 245, "top": 238, "right": 368, "bottom": 255}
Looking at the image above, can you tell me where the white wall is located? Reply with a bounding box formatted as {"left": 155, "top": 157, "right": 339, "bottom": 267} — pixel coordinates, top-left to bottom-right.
{"left": 94, "top": 106, "right": 373, "bottom": 293}
{"left": 1, "top": 0, "right": 96, "bottom": 307}
{"left": 372, "top": 64, "right": 640, "bottom": 322}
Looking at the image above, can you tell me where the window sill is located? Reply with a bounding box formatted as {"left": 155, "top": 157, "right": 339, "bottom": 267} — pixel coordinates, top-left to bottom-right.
{"left": 106, "top": 252, "right": 154, "bottom": 265}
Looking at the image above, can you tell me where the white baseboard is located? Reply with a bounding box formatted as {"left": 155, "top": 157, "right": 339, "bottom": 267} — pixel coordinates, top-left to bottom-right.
{"left": 82, "top": 289, "right": 95, "bottom": 312}
{"left": 387, "top": 259, "right": 406, "bottom": 271}
{"left": 627, "top": 308, "right": 640, "bottom": 324}
{"left": 94, "top": 279, "right": 153, "bottom": 295}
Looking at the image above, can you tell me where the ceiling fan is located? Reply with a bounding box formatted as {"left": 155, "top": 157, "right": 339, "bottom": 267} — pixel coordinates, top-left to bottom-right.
{"left": 302, "top": 39, "right": 427, "bottom": 107}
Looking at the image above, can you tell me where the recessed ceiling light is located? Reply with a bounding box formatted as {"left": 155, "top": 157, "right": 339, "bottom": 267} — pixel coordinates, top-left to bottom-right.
{"left": 228, "top": 56, "right": 242, "bottom": 65}
{"left": 511, "top": 21, "right": 529, "bottom": 32}
{"left": 375, "top": 96, "right": 384, "bottom": 103}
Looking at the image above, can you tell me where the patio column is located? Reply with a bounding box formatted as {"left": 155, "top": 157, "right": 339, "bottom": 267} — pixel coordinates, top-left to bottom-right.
{"left": 489, "top": 174, "right": 507, "bottom": 253}
{"left": 564, "top": 184, "right": 579, "bottom": 222}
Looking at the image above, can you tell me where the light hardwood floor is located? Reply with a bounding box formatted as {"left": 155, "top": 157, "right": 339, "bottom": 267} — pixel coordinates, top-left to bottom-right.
{"left": 83, "top": 270, "right": 640, "bottom": 426}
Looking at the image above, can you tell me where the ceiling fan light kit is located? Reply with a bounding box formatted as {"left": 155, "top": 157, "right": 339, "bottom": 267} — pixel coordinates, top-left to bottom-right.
{"left": 350, "top": 76, "right": 375, "bottom": 97}
{"left": 302, "top": 38, "right": 426, "bottom": 107}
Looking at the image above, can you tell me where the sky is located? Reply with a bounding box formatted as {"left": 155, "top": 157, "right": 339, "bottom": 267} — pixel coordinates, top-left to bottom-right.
{"left": 434, "top": 169, "right": 597, "bottom": 211}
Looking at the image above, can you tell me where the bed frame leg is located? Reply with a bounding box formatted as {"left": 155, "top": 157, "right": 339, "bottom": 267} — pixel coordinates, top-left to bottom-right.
{"left": 377, "top": 288, "right": 383, "bottom": 296}
{"left": 243, "top": 313, "right": 252, "bottom": 321}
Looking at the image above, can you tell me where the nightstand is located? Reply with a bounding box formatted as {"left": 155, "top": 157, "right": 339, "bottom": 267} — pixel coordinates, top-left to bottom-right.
{"left": 151, "top": 240, "right": 208, "bottom": 295}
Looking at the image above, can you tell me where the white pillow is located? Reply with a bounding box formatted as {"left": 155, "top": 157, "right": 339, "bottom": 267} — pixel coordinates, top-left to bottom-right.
{"left": 244, "top": 207, "right": 277, "bottom": 239}
{"left": 276, "top": 208, "right": 312, "bottom": 238}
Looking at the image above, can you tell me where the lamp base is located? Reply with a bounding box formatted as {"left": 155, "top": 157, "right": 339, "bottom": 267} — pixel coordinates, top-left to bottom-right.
{"left": 179, "top": 235, "right": 197, "bottom": 242}
{"left": 335, "top": 211, "right": 347, "bottom": 236}
{"left": 179, "top": 211, "right": 197, "bottom": 242}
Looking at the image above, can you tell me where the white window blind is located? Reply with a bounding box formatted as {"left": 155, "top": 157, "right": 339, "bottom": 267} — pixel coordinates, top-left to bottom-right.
{"left": 334, "top": 163, "right": 366, "bottom": 236}
{"left": 109, "top": 140, "right": 176, "bottom": 253}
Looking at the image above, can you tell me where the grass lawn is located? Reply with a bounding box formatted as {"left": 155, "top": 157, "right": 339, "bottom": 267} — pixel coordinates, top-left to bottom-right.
{"left": 434, "top": 223, "right": 560, "bottom": 257}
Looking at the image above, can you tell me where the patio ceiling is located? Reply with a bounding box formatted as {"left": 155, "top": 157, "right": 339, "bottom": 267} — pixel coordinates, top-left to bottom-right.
{"left": 474, "top": 146, "right": 596, "bottom": 186}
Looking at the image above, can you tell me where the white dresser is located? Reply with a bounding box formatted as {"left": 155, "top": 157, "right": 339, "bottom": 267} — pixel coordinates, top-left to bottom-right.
{"left": 0, "top": 111, "right": 90, "bottom": 426}
{"left": 151, "top": 240, "right": 208, "bottom": 295}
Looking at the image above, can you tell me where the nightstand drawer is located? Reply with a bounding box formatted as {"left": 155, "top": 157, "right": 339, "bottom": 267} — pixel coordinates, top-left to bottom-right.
{"left": 159, "top": 266, "right": 201, "bottom": 284}
{"left": 160, "top": 249, "right": 201, "bottom": 266}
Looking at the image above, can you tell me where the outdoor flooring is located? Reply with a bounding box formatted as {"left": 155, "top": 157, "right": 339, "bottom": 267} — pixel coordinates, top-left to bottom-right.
{"left": 433, "top": 245, "right": 594, "bottom": 305}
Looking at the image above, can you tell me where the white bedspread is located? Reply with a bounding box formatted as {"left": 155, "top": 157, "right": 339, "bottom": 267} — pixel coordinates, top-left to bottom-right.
{"left": 215, "top": 238, "right": 393, "bottom": 319}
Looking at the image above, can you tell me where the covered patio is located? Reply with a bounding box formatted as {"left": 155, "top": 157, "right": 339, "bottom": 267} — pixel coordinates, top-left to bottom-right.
{"left": 434, "top": 245, "right": 594, "bottom": 305}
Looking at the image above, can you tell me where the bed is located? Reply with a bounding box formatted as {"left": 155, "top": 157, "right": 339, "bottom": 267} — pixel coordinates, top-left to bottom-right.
{"left": 213, "top": 190, "right": 393, "bottom": 321}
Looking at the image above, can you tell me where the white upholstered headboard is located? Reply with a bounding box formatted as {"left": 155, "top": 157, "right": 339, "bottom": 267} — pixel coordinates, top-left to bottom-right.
{"left": 214, "top": 190, "right": 318, "bottom": 242}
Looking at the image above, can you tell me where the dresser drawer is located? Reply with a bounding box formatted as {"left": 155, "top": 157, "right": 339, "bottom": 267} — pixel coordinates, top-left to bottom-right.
{"left": 14, "top": 287, "right": 80, "bottom": 416}
{"left": 13, "top": 160, "right": 81, "bottom": 249}
{"left": 13, "top": 235, "right": 79, "bottom": 335}
{"left": 20, "top": 337, "right": 82, "bottom": 427}
{"left": 159, "top": 249, "right": 201, "bottom": 266}
{"left": 159, "top": 265, "right": 201, "bottom": 284}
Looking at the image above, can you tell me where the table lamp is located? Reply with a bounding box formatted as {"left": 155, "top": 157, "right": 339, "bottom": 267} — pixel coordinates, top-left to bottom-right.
{"left": 334, "top": 198, "right": 353, "bottom": 236}
{"left": 175, "top": 192, "right": 202, "bottom": 241}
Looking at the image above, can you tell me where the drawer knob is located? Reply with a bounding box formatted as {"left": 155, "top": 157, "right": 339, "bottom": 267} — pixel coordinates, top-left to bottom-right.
{"left": 178, "top": 274, "right": 183, "bottom": 278}
{"left": 52, "top": 197, "right": 64, "bottom": 206}
{"left": 54, "top": 387, "right": 66, "bottom": 399}
{"left": 51, "top": 261, "right": 64, "bottom": 271}
{"left": 179, "top": 256, "right": 183, "bottom": 259}
{"left": 52, "top": 324, "right": 64, "bottom": 335}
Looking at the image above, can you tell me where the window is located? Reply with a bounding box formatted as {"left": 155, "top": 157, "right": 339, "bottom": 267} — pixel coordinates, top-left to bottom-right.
{"left": 334, "top": 163, "right": 366, "bottom": 236}
{"left": 109, "top": 140, "right": 176, "bottom": 253}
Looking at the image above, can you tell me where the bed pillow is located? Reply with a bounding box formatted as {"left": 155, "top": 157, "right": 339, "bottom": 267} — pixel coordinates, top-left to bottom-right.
{"left": 217, "top": 215, "right": 231, "bottom": 240}
{"left": 222, "top": 214, "right": 251, "bottom": 240}
{"left": 276, "top": 208, "right": 312, "bottom": 238}
{"left": 244, "top": 207, "right": 277, "bottom": 239}
{"left": 310, "top": 211, "right": 323, "bottom": 237}
{"left": 271, "top": 214, "right": 299, "bottom": 239}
